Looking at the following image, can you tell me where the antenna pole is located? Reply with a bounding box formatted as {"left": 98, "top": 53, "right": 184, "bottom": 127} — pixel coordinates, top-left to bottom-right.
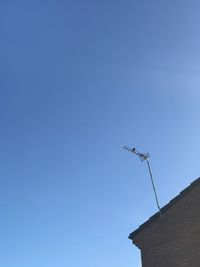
{"left": 146, "top": 159, "right": 161, "bottom": 215}
{"left": 123, "top": 146, "right": 162, "bottom": 217}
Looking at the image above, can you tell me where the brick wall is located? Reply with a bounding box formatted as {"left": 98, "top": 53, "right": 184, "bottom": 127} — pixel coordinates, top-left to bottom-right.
{"left": 132, "top": 183, "right": 200, "bottom": 267}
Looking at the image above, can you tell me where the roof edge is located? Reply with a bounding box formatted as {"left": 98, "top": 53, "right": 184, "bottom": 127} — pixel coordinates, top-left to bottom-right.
{"left": 129, "top": 177, "right": 200, "bottom": 241}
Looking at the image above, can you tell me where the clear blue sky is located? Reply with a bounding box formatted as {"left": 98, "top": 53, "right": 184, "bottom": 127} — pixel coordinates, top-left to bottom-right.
{"left": 1, "top": 1, "right": 200, "bottom": 266}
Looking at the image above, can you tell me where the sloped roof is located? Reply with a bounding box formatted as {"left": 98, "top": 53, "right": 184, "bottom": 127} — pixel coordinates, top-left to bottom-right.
{"left": 129, "top": 177, "right": 200, "bottom": 240}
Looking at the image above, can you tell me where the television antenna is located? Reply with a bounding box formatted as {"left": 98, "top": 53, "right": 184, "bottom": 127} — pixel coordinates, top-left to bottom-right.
{"left": 123, "top": 146, "right": 162, "bottom": 217}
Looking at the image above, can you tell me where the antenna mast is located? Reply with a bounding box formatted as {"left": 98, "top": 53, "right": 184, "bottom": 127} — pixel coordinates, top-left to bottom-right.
{"left": 124, "top": 146, "right": 162, "bottom": 217}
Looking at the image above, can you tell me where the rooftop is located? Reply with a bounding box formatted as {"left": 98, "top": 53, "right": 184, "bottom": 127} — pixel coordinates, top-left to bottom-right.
{"left": 129, "top": 177, "right": 200, "bottom": 240}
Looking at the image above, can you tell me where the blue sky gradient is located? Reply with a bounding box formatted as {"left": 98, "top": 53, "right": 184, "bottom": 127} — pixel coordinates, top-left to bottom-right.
{"left": 1, "top": 1, "right": 200, "bottom": 266}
